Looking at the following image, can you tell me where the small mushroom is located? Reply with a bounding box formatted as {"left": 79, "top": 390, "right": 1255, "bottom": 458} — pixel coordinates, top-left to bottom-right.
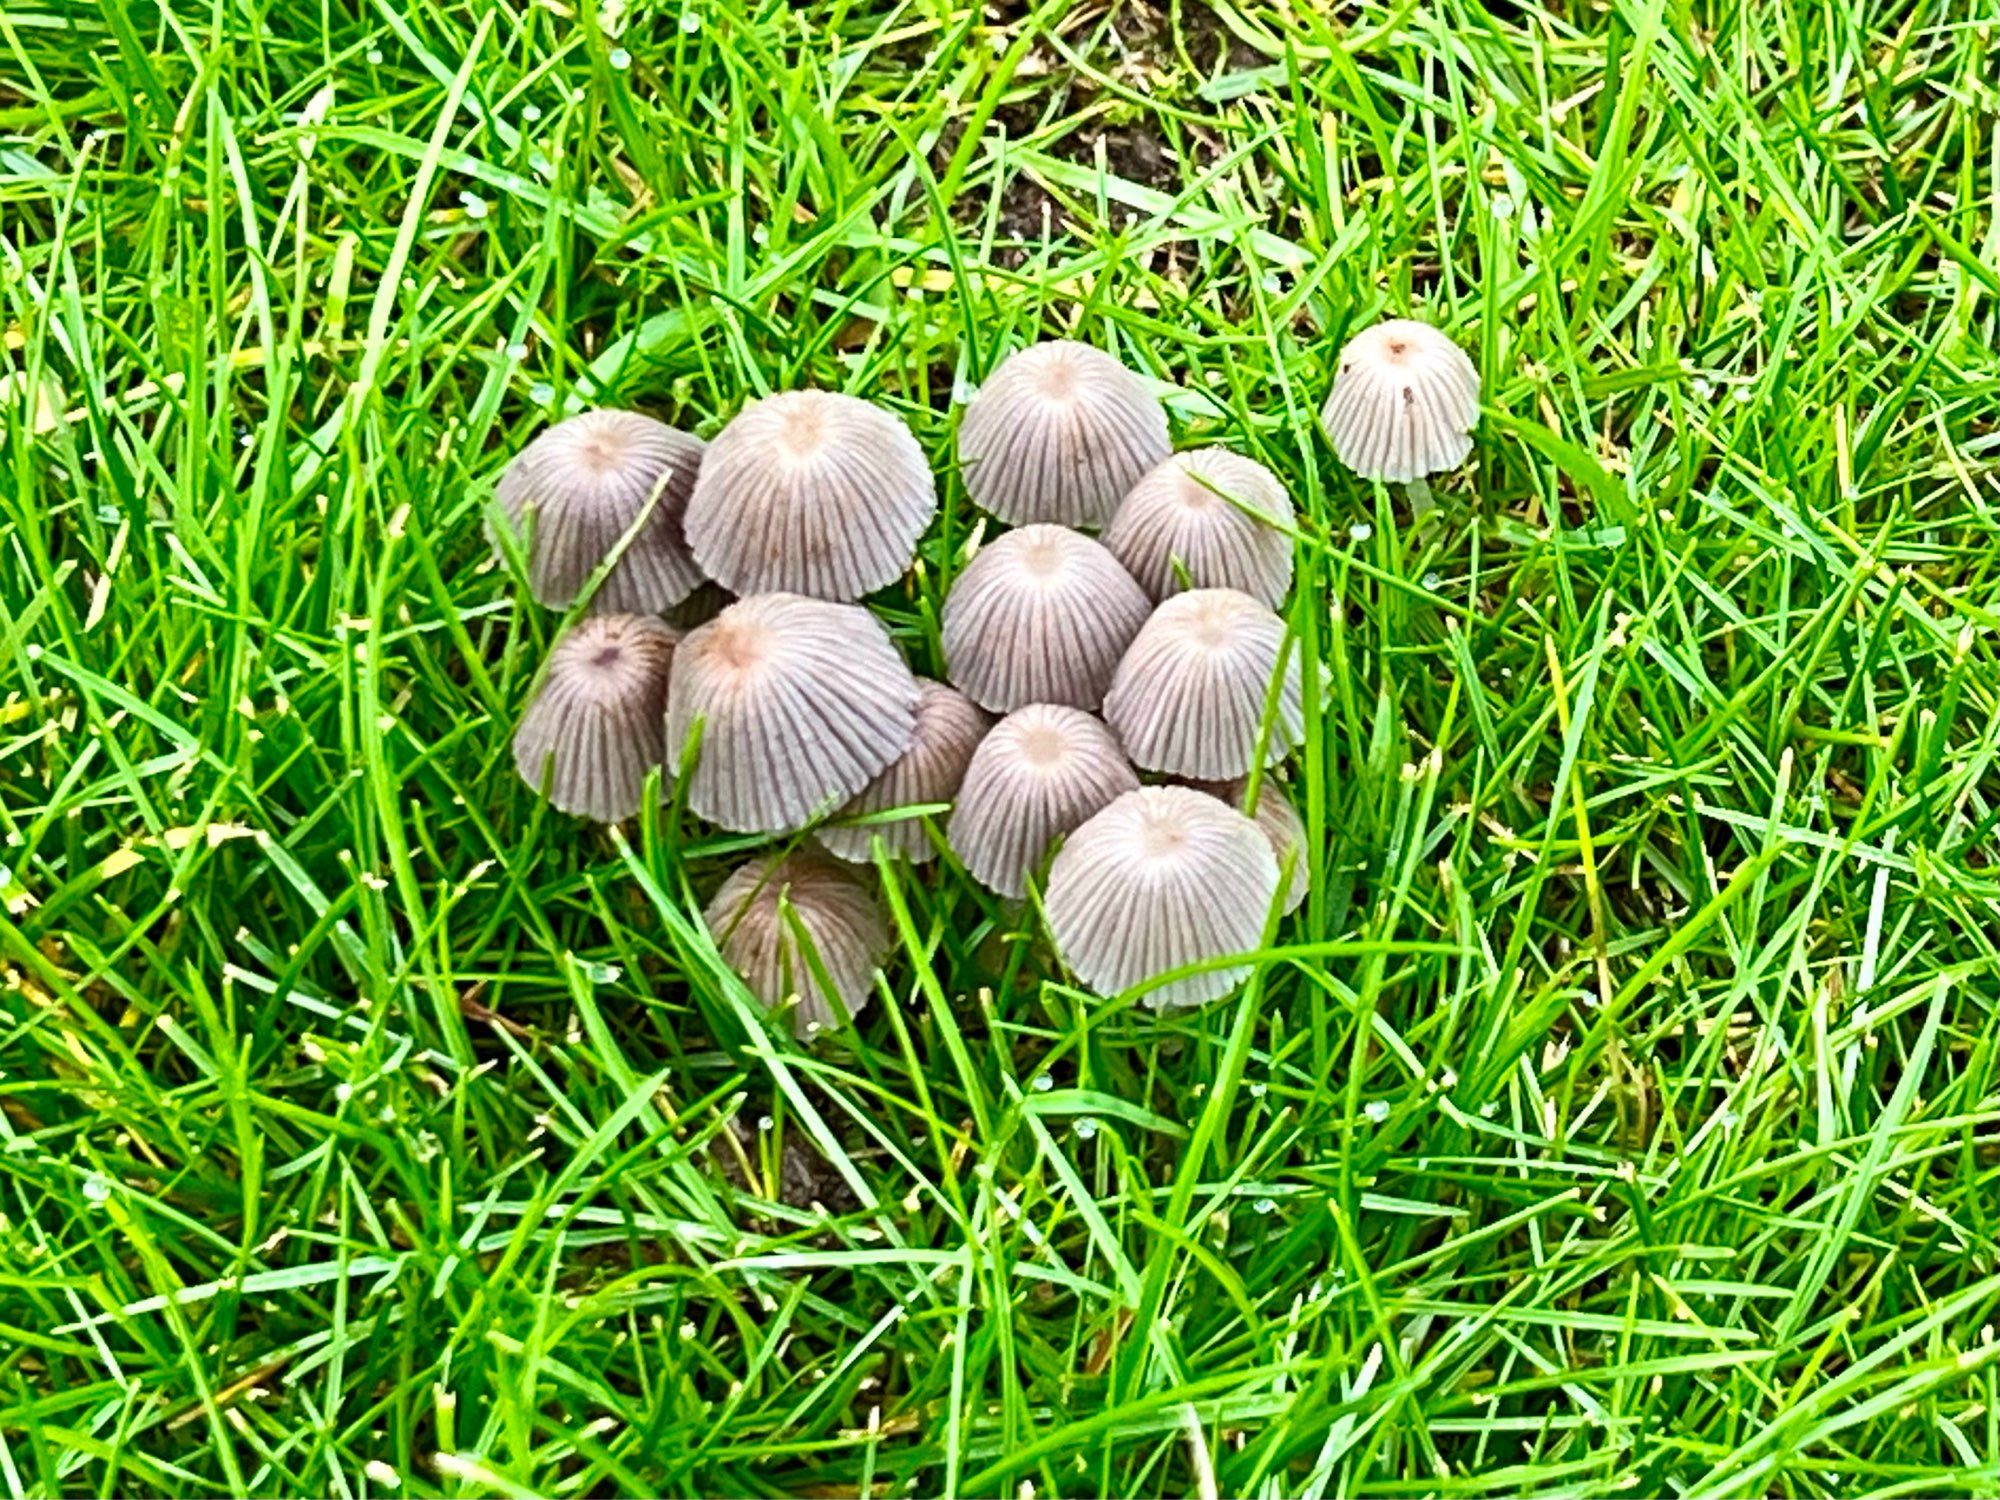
{"left": 817, "top": 680, "right": 991, "bottom": 864}
{"left": 1045, "top": 786, "right": 1279, "bottom": 1009}
{"left": 1319, "top": 318, "right": 1480, "bottom": 485}
{"left": 668, "top": 593, "right": 919, "bottom": 834}
{"left": 703, "top": 851, "right": 890, "bottom": 1035}
{"left": 1188, "top": 777, "right": 1309, "bottom": 914}
{"left": 513, "top": 614, "right": 678, "bottom": 822}
{"left": 495, "top": 409, "right": 706, "bottom": 611}
{"left": 1103, "top": 589, "right": 1304, "bottom": 779}
{"left": 1103, "top": 447, "right": 1296, "bottom": 607}
{"left": 956, "top": 341, "right": 1171, "bottom": 528}
{"left": 684, "top": 390, "right": 937, "bottom": 600}
{"left": 947, "top": 704, "right": 1138, "bottom": 898}
{"left": 941, "top": 524, "right": 1152, "bottom": 713}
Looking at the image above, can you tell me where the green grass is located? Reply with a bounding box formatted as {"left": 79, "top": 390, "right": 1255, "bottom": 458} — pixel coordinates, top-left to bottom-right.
{"left": 4, "top": 0, "right": 2000, "bottom": 1494}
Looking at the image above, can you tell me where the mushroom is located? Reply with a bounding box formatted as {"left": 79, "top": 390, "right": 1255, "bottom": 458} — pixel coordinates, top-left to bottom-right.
{"left": 513, "top": 614, "right": 678, "bottom": 822}
{"left": 1188, "top": 777, "right": 1309, "bottom": 914}
{"left": 495, "top": 409, "right": 706, "bottom": 612}
{"left": 1102, "top": 588, "right": 1304, "bottom": 779}
{"left": 941, "top": 524, "right": 1151, "bottom": 713}
{"left": 1319, "top": 318, "right": 1480, "bottom": 493}
{"left": 1045, "top": 785, "right": 1279, "bottom": 1009}
{"left": 956, "top": 341, "right": 1171, "bottom": 528}
{"left": 947, "top": 704, "right": 1138, "bottom": 898}
{"left": 1103, "top": 447, "right": 1296, "bottom": 607}
{"left": 703, "top": 851, "right": 890, "bottom": 1035}
{"left": 684, "top": 390, "right": 937, "bottom": 601}
{"left": 668, "top": 592, "right": 920, "bottom": 834}
{"left": 817, "top": 680, "right": 991, "bottom": 864}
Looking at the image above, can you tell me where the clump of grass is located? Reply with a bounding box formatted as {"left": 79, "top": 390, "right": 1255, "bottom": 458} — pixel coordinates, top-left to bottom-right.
{"left": 3, "top": 2, "right": 1999, "bottom": 1496}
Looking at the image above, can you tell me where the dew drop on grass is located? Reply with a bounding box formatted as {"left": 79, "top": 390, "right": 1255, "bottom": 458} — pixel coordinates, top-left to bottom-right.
{"left": 1349, "top": 523, "right": 1372, "bottom": 542}
{"left": 609, "top": 46, "right": 632, "bottom": 70}
{"left": 1491, "top": 193, "right": 1515, "bottom": 221}
{"left": 506, "top": 342, "right": 529, "bottom": 362}
{"left": 522, "top": 103, "right": 543, "bottom": 123}
{"left": 530, "top": 380, "right": 555, "bottom": 406}
{"left": 1422, "top": 571, "right": 1442, "bottom": 591}
{"left": 461, "top": 192, "right": 489, "bottom": 220}
{"left": 83, "top": 1175, "right": 111, "bottom": 1204}
{"left": 1253, "top": 1197, "right": 1276, "bottom": 1214}
{"left": 1247, "top": 1081, "right": 1266, "bottom": 1098}
{"left": 582, "top": 960, "right": 622, "bottom": 984}
{"left": 1031, "top": 1073, "right": 1053, "bottom": 1092}
{"left": 367, "top": 47, "right": 384, "bottom": 64}
{"left": 679, "top": 9, "right": 701, "bottom": 32}
{"left": 1074, "top": 1118, "right": 1098, "bottom": 1141}
{"left": 1364, "top": 1099, "right": 1390, "bottom": 1123}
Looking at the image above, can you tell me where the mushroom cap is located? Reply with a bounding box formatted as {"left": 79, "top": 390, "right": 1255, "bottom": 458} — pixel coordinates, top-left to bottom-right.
{"left": 495, "top": 410, "right": 706, "bottom": 611}
{"left": 817, "top": 679, "right": 991, "bottom": 864}
{"left": 1103, "top": 588, "right": 1304, "bottom": 779}
{"left": 513, "top": 614, "right": 678, "bottom": 822}
{"left": 703, "top": 851, "right": 890, "bottom": 1035}
{"left": 684, "top": 390, "right": 937, "bottom": 601}
{"left": 941, "top": 525, "right": 1152, "bottom": 713}
{"left": 957, "top": 341, "right": 1171, "bottom": 528}
{"left": 1103, "top": 447, "right": 1296, "bottom": 607}
{"left": 947, "top": 704, "right": 1139, "bottom": 898}
{"left": 1319, "top": 318, "right": 1480, "bottom": 483}
{"left": 668, "top": 592, "right": 920, "bottom": 835}
{"left": 1045, "top": 785, "right": 1279, "bottom": 1009}
{"left": 1189, "top": 778, "right": 1309, "bottom": 914}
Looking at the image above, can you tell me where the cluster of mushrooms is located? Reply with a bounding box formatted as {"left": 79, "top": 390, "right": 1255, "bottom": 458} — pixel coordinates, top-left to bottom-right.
{"left": 500, "top": 320, "right": 1480, "bottom": 1030}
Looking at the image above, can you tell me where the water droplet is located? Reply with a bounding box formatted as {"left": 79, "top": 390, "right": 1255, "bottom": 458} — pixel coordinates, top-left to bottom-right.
{"left": 366, "top": 47, "right": 384, "bottom": 64}
{"left": 756, "top": 1114, "right": 773, "bottom": 1131}
{"left": 335, "top": 1082, "right": 354, "bottom": 1103}
{"left": 1031, "top": 1073, "right": 1053, "bottom": 1092}
{"left": 608, "top": 46, "right": 632, "bottom": 70}
{"left": 1364, "top": 1099, "right": 1390, "bottom": 1123}
{"left": 1479, "top": 1099, "right": 1500, "bottom": 1118}
{"left": 529, "top": 380, "right": 555, "bottom": 406}
{"left": 83, "top": 1175, "right": 111, "bottom": 1204}
{"left": 1074, "top": 1118, "right": 1098, "bottom": 1140}
{"left": 1422, "top": 571, "right": 1442, "bottom": 590}
{"left": 582, "top": 960, "right": 622, "bottom": 984}
{"left": 1490, "top": 193, "right": 1515, "bottom": 221}
{"left": 679, "top": 9, "right": 701, "bottom": 32}
{"left": 506, "top": 341, "right": 529, "bottom": 362}
{"left": 1253, "top": 1197, "right": 1276, "bottom": 1214}
{"left": 1349, "top": 523, "right": 1372, "bottom": 542}
{"left": 1247, "top": 1081, "right": 1267, "bottom": 1098}
{"left": 461, "top": 192, "right": 489, "bottom": 220}
{"left": 522, "top": 103, "right": 543, "bottom": 123}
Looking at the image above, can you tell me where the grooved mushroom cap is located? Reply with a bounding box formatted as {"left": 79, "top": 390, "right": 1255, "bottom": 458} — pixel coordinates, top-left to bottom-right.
{"left": 495, "top": 410, "right": 706, "bottom": 611}
{"left": 684, "top": 390, "right": 937, "bottom": 600}
{"left": 513, "top": 614, "right": 678, "bottom": 822}
{"left": 1045, "top": 785, "right": 1279, "bottom": 1009}
{"left": 1103, "top": 448, "right": 1296, "bottom": 607}
{"left": 817, "top": 680, "right": 991, "bottom": 864}
{"left": 947, "top": 705, "right": 1139, "bottom": 898}
{"left": 1103, "top": 589, "right": 1304, "bottom": 779}
{"left": 957, "top": 341, "right": 1172, "bottom": 527}
{"left": 1190, "top": 778, "right": 1309, "bottom": 914}
{"left": 941, "top": 525, "right": 1152, "bottom": 713}
{"left": 703, "top": 852, "right": 890, "bottom": 1035}
{"left": 668, "top": 593, "right": 920, "bottom": 835}
{"left": 1319, "top": 319, "right": 1481, "bottom": 483}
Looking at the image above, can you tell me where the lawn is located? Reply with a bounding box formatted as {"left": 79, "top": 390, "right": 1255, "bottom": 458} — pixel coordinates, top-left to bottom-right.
{"left": 4, "top": 0, "right": 2000, "bottom": 1495}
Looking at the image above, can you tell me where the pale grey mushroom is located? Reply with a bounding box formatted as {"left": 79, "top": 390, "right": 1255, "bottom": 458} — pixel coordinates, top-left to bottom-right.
{"left": 513, "top": 614, "right": 678, "bottom": 822}
{"left": 684, "top": 390, "right": 937, "bottom": 600}
{"left": 956, "top": 341, "right": 1171, "bottom": 527}
{"left": 1188, "top": 777, "right": 1309, "bottom": 914}
{"left": 1320, "top": 319, "right": 1480, "bottom": 484}
{"left": 947, "top": 704, "right": 1138, "bottom": 899}
{"left": 495, "top": 409, "right": 706, "bottom": 612}
{"left": 1103, "top": 447, "right": 1295, "bottom": 607}
{"left": 1102, "top": 589, "right": 1304, "bottom": 780}
{"left": 817, "top": 680, "right": 991, "bottom": 864}
{"left": 668, "top": 593, "right": 919, "bottom": 835}
{"left": 1045, "top": 785, "right": 1278, "bottom": 1009}
{"left": 941, "top": 524, "right": 1151, "bottom": 713}
{"left": 704, "top": 851, "right": 890, "bottom": 1035}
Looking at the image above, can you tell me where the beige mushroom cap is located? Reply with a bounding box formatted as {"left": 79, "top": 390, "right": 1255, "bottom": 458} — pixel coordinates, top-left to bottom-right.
{"left": 941, "top": 524, "right": 1152, "bottom": 713}
{"left": 1102, "top": 589, "right": 1304, "bottom": 779}
{"left": 1103, "top": 447, "right": 1296, "bottom": 607}
{"left": 817, "top": 680, "right": 991, "bottom": 864}
{"left": 704, "top": 851, "right": 890, "bottom": 1035}
{"left": 1187, "top": 777, "right": 1309, "bottom": 914}
{"left": 947, "top": 704, "right": 1138, "bottom": 899}
{"left": 1320, "top": 319, "right": 1480, "bottom": 483}
{"left": 513, "top": 614, "right": 678, "bottom": 822}
{"left": 957, "top": 341, "right": 1171, "bottom": 527}
{"left": 495, "top": 410, "right": 705, "bottom": 611}
{"left": 668, "top": 593, "right": 919, "bottom": 834}
{"left": 1045, "top": 785, "right": 1279, "bottom": 1009}
{"left": 685, "top": 390, "right": 938, "bottom": 600}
